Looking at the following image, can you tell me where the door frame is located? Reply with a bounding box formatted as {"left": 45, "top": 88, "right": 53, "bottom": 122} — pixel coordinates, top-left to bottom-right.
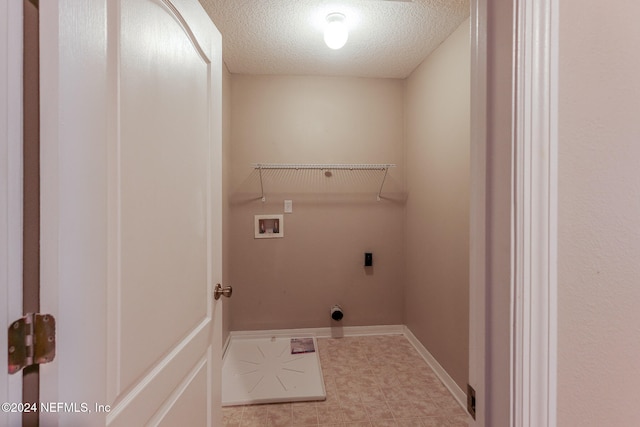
{"left": 1, "top": 0, "right": 25, "bottom": 426}
{"left": 469, "top": 0, "right": 559, "bottom": 425}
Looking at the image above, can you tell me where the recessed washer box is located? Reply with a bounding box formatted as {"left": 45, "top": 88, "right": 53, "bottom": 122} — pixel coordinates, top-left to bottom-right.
{"left": 254, "top": 214, "right": 284, "bottom": 239}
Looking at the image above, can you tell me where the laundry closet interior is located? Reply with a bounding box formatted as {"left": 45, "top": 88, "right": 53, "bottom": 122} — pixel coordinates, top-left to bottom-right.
{"left": 202, "top": 0, "right": 471, "bottom": 413}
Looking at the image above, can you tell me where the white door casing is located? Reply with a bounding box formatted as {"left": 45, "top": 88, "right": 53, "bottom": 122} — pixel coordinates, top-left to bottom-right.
{"left": 39, "top": 0, "right": 223, "bottom": 426}
{"left": 0, "top": 0, "right": 24, "bottom": 426}
{"left": 511, "top": 0, "right": 558, "bottom": 424}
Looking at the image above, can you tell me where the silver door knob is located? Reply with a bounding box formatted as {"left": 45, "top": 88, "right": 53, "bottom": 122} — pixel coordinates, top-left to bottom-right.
{"left": 213, "top": 283, "right": 232, "bottom": 300}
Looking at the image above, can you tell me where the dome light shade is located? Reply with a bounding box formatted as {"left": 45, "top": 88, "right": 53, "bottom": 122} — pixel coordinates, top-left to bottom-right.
{"left": 324, "top": 13, "right": 348, "bottom": 50}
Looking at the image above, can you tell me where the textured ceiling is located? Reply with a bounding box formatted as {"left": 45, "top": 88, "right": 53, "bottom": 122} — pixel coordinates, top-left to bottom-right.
{"left": 199, "top": 0, "right": 470, "bottom": 78}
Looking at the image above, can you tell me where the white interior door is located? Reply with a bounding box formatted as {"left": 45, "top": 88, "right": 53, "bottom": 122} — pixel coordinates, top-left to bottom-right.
{"left": 39, "top": 1, "right": 223, "bottom": 426}
{"left": 1, "top": 1, "right": 24, "bottom": 426}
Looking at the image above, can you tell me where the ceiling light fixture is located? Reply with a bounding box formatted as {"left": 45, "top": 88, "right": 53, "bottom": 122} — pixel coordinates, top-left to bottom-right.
{"left": 324, "top": 13, "right": 348, "bottom": 50}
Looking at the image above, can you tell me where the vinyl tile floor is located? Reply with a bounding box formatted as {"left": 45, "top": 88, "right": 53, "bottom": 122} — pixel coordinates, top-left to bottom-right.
{"left": 222, "top": 334, "right": 470, "bottom": 427}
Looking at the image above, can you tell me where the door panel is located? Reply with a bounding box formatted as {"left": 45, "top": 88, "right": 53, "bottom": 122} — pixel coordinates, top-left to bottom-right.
{"left": 118, "top": 0, "right": 211, "bottom": 392}
{"left": 39, "top": 0, "right": 223, "bottom": 425}
{"left": 106, "top": 324, "right": 211, "bottom": 426}
{"left": 155, "top": 361, "right": 208, "bottom": 426}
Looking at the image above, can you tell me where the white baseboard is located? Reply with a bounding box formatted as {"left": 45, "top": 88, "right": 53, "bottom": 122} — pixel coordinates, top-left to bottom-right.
{"left": 225, "top": 324, "right": 467, "bottom": 413}
{"left": 228, "top": 324, "right": 404, "bottom": 342}
{"left": 403, "top": 326, "right": 467, "bottom": 411}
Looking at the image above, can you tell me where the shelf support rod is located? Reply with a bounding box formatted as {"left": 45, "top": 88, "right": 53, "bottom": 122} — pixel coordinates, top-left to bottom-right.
{"left": 377, "top": 167, "right": 389, "bottom": 201}
{"left": 258, "top": 165, "right": 265, "bottom": 202}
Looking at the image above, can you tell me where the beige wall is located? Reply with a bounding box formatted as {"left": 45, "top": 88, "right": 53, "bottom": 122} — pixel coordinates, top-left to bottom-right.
{"left": 558, "top": 1, "right": 640, "bottom": 424}
{"left": 403, "top": 20, "right": 470, "bottom": 390}
{"left": 228, "top": 75, "right": 405, "bottom": 331}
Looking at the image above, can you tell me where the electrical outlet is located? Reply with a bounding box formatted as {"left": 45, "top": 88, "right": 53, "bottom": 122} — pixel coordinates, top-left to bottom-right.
{"left": 467, "top": 384, "right": 476, "bottom": 419}
{"left": 364, "top": 253, "right": 373, "bottom": 267}
{"left": 284, "top": 200, "right": 293, "bottom": 213}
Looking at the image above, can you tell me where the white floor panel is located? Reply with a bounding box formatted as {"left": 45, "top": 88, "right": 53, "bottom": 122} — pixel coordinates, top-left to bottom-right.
{"left": 222, "top": 336, "right": 326, "bottom": 406}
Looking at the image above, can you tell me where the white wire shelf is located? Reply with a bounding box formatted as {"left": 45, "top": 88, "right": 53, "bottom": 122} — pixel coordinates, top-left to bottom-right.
{"left": 252, "top": 163, "right": 397, "bottom": 201}
{"left": 253, "top": 163, "right": 395, "bottom": 170}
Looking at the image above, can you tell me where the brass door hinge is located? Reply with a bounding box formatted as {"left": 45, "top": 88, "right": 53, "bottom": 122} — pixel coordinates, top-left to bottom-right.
{"left": 8, "top": 313, "right": 56, "bottom": 374}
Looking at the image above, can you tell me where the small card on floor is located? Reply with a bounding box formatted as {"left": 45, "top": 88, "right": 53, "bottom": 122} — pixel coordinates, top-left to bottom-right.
{"left": 291, "top": 338, "right": 315, "bottom": 354}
